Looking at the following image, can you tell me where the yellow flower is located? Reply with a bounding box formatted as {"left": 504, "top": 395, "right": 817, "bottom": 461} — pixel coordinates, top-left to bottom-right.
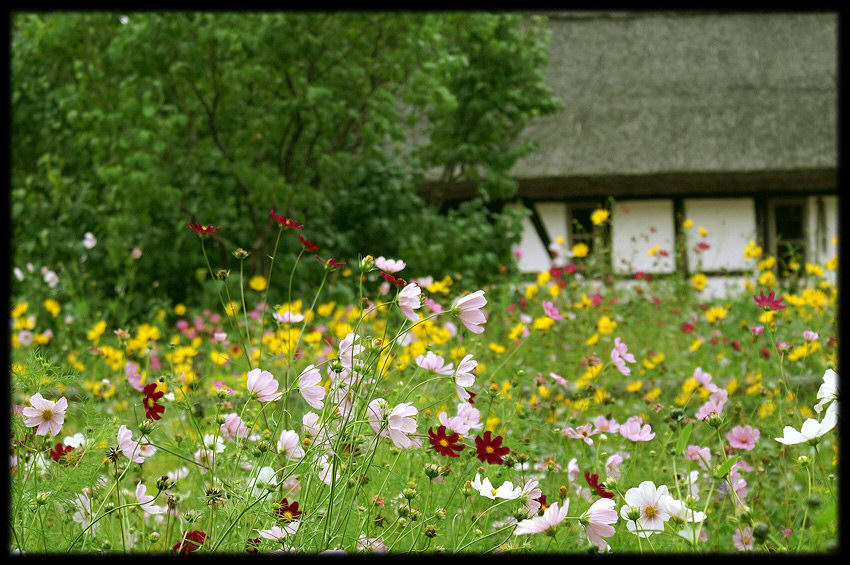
{"left": 582, "top": 363, "right": 603, "bottom": 380}
{"left": 317, "top": 302, "right": 336, "bottom": 317}
{"left": 508, "top": 323, "right": 526, "bottom": 341}
{"left": 211, "top": 351, "right": 229, "bottom": 365}
{"left": 224, "top": 301, "right": 240, "bottom": 316}
{"left": 15, "top": 317, "right": 35, "bottom": 330}
{"left": 682, "top": 219, "right": 693, "bottom": 229}
{"left": 586, "top": 332, "right": 599, "bottom": 346}
{"left": 689, "top": 338, "right": 703, "bottom": 351}
{"left": 248, "top": 275, "right": 267, "bottom": 291}
{"left": 643, "top": 388, "right": 662, "bottom": 401}
{"left": 174, "top": 303, "right": 187, "bottom": 316}
{"left": 573, "top": 398, "right": 591, "bottom": 412}
{"left": 537, "top": 385, "right": 551, "bottom": 399}
{"left": 726, "top": 379, "right": 738, "bottom": 395}
{"left": 87, "top": 320, "right": 107, "bottom": 342}
{"left": 11, "top": 302, "right": 28, "bottom": 318}
{"left": 758, "top": 310, "right": 775, "bottom": 324}
{"left": 758, "top": 400, "right": 775, "bottom": 418}
{"left": 757, "top": 256, "right": 776, "bottom": 271}
{"left": 537, "top": 270, "right": 551, "bottom": 286}
{"left": 802, "top": 288, "right": 827, "bottom": 309}
{"left": 426, "top": 276, "right": 453, "bottom": 294}
{"left": 572, "top": 242, "right": 589, "bottom": 258}
{"left": 743, "top": 241, "right": 763, "bottom": 260}
{"left": 43, "top": 298, "right": 61, "bottom": 317}
{"left": 524, "top": 284, "right": 539, "bottom": 299}
{"left": 597, "top": 316, "right": 617, "bottom": 334}
{"left": 341, "top": 267, "right": 352, "bottom": 277}
{"left": 826, "top": 255, "right": 838, "bottom": 270}
{"left": 488, "top": 342, "right": 506, "bottom": 354}
{"left": 593, "top": 387, "right": 609, "bottom": 404}
{"left": 704, "top": 306, "right": 728, "bottom": 323}
{"left": 485, "top": 416, "right": 501, "bottom": 432}
{"left": 647, "top": 246, "right": 660, "bottom": 257}
{"left": 758, "top": 270, "right": 776, "bottom": 287}
{"left": 626, "top": 380, "right": 643, "bottom": 392}
{"left": 548, "top": 284, "right": 560, "bottom": 298}
{"left": 533, "top": 316, "right": 554, "bottom": 330}
{"left": 591, "top": 209, "right": 610, "bottom": 225}
{"left": 698, "top": 226, "right": 708, "bottom": 237}
{"left": 691, "top": 273, "right": 707, "bottom": 292}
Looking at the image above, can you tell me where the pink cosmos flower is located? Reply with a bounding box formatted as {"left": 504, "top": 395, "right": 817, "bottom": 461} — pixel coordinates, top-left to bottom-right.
{"left": 620, "top": 480, "right": 673, "bottom": 537}
{"left": 542, "top": 300, "right": 563, "bottom": 321}
{"left": 581, "top": 497, "right": 618, "bottom": 551}
{"left": 732, "top": 526, "right": 754, "bottom": 551}
{"left": 117, "top": 424, "right": 145, "bottom": 463}
{"left": 368, "top": 399, "right": 420, "bottom": 449}
{"left": 513, "top": 500, "right": 569, "bottom": 535}
{"left": 593, "top": 415, "right": 620, "bottom": 434}
{"left": 549, "top": 372, "right": 569, "bottom": 389}
{"left": 454, "top": 353, "right": 477, "bottom": 396}
{"left": 562, "top": 423, "right": 597, "bottom": 445}
{"left": 22, "top": 393, "right": 68, "bottom": 437}
{"left": 338, "top": 332, "right": 364, "bottom": 369}
{"left": 298, "top": 364, "right": 325, "bottom": 410}
{"left": 125, "top": 361, "right": 144, "bottom": 392}
{"left": 374, "top": 256, "right": 405, "bottom": 273}
{"left": 610, "top": 337, "right": 636, "bottom": 376}
{"left": 273, "top": 310, "right": 304, "bottom": 324}
{"left": 258, "top": 522, "right": 300, "bottom": 542}
{"left": 220, "top": 413, "right": 249, "bottom": 440}
{"left": 246, "top": 368, "right": 282, "bottom": 402}
{"left": 619, "top": 418, "right": 655, "bottom": 442}
{"left": 397, "top": 282, "right": 422, "bottom": 322}
{"left": 685, "top": 445, "right": 712, "bottom": 469}
{"left": 695, "top": 388, "right": 728, "bottom": 420}
{"left": 277, "top": 429, "right": 305, "bottom": 460}
{"left": 750, "top": 325, "right": 764, "bottom": 337}
{"left": 135, "top": 482, "right": 165, "bottom": 516}
{"left": 605, "top": 452, "right": 627, "bottom": 480}
{"left": 803, "top": 330, "right": 819, "bottom": 342}
{"left": 726, "top": 424, "right": 760, "bottom": 451}
{"left": 423, "top": 296, "right": 444, "bottom": 314}
{"left": 693, "top": 367, "right": 718, "bottom": 393}
{"left": 521, "top": 479, "right": 543, "bottom": 516}
{"left": 567, "top": 457, "right": 580, "bottom": 482}
{"left": 415, "top": 351, "right": 454, "bottom": 376}
{"left": 356, "top": 536, "right": 388, "bottom": 554}
{"left": 451, "top": 289, "right": 487, "bottom": 334}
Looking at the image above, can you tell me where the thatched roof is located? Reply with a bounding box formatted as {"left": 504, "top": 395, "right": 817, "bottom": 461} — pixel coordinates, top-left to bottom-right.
{"left": 420, "top": 12, "right": 837, "bottom": 202}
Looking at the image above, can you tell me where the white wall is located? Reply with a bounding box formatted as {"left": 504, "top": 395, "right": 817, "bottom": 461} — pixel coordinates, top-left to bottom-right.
{"left": 611, "top": 200, "right": 676, "bottom": 274}
{"left": 682, "top": 198, "right": 756, "bottom": 272}
{"left": 806, "top": 195, "right": 838, "bottom": 285}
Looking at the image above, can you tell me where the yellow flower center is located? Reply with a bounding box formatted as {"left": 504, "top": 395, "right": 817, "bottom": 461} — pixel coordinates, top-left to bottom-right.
{"left": 485, "top": 446, "right": 494, "bottom": 454}
{"left": 439, "top": 439, "right": 449, "bottom": 447}
{"left": 41, "top": 409, "right": 54, "bottom": 421}
{"left": 491, "top": 488, "right": 498, "bottom": 496}
{"left": 645, "top": 505, "right": 657, "bottom": 518}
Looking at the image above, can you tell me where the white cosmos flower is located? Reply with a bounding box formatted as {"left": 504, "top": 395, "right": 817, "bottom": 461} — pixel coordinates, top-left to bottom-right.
{"left": 813, "top": 368, "right": 838, "bottom": 414}
{"left": 775, "top": 403, "right": 838, "bottom": 445}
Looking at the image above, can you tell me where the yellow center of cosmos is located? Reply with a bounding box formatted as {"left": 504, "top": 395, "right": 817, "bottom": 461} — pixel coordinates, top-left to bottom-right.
{"left": 645, "top": 505, "right": 657, "bottom": 518}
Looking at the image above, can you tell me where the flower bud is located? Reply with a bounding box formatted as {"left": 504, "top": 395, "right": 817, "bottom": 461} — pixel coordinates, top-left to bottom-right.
{"left": 460, "top": 481, "right": 475, "bottom": 497}
{"left": 139, "top": 419, "right": 156, "bottom": 435}
{"left": 425, "top": 524, "right": 438, "bottom": 538}
{"left": 35, "top": 492, "right": 50, "bottom": 506}
{"left": 796, "top": 455, "right": 812, "bottom": 468}
{"left": 424, "top": 463, "right": 440, "bottom": 480}
{"left": 403, "top": 487, "right": 417, "bottom": 501}
{"left": 752, "top": 522, "right": 769, "bottom": 544}
{"left": 232, "top": 248, "right": 250, "bottom": 260}
{"left": 705, "top": 412, "right": 724, "bottom": 429}
{"left": 625, "top": 505, "right": 642, "bottom": 521}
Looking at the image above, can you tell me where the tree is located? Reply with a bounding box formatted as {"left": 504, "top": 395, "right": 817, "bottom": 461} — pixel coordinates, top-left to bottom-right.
{"left": 11, "top": 12, "right": 562, "bottom": 323}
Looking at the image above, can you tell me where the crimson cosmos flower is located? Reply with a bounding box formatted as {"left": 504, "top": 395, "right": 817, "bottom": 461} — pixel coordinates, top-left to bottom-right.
{"left": 274, "top": 497, "right": 302, "bottom": 522}
{"left": 269, "top": 209, "right": 303, "bottom": 230}
{"left": 173, "top": 530, "right": 206, "bottom": 553}
{"left": 475, "top": 430, "right": 510, "bottom": 465}
{"left": 428, "top": 425, "right": 465, "bottom": 457}
{"left": 298, "top": 234, "right": 318, "bottom": 251}
{"left": 315, "top": 255, "right": 345, "bottom": 270}
{"left": 381, "top": 271, "right": 407, "bottom": 287}
{"left": 584, "top": 471, "right": 615, "bottom": 499}
{"left": 142, "top": 383, "right": 165, "bottom": 420}
{"left": 187, "top": 222, "right": 220, "bottom": 237}
{"left": 49, "top": 442, "right": 75, "bottom": 464}
{"left": 753, "top": 289, "right": 786, "bottom": 311}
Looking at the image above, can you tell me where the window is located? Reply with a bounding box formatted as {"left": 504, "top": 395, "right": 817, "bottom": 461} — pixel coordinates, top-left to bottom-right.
{"left": 568, "top": 204, "right": 601, "bottom": 253}
{"left": 768, "top": 199, "right": 807, "bottom": 278}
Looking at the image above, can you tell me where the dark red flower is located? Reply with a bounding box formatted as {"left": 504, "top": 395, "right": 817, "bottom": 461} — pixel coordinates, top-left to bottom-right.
{"left": 315, "top": 255, "right": 345, "bottom": 270}
{"left": 759, "top": 347, "right": 771, "bottom": 360}
{"left": 680, "top": 322, "right": 695, "bottom": 333}
{"left": 474, "top": 430, "right": 510, "bottom": 465}
{"left": 549, "top": 267, "right": 563, "bottom": 279}
{"left": 49, "top": 442, "right": 75, "bottom": 464}
{"left": 381, "top": 271, "right": 406, "bottom": 287}
{"left": 534, "top": 493, "right": 549, "bottom": 515}
{"left": 173, "top": 530, "right": 206, "bottom": 553}
{"left": 584, "top": 471, "right": 615, "bottom": 499}
{"left": 269, "top": 209, "right": 303, "bottom": 230}
{"left": 633, "top": 271, "right": 646, "bottom": 279}
{"left": 274, "top": 497, "right": 302, "bottom": 522}
{"left": 187, "top": 222, "right": 220, "bottom": 238}
{"left": 696, "top": 241, "right": 711, "bottom": 250}
{"left": 428, "top": 426, "right": 465, "bottom": 458}
{"left": 245, "top": 537, "right": 261, "bottom": 553}
{"left": 297, "top": 234, "right": 318, "bottom": 251}
{"left": 753, "top": 289, "right": 786, "bottom": 311}
{"left": 563, "top": 264, "right": 578, "bottom": 274}
{"left": 143, "top": 383, "right": 165, "bottom": 420}
{"left": 465, "top": 389, "right": 476, "bottom": 404}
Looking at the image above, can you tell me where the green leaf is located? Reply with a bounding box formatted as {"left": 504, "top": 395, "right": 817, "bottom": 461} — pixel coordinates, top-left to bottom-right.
{"left": 675, "top": 422, "right": 694, "bottom": 456}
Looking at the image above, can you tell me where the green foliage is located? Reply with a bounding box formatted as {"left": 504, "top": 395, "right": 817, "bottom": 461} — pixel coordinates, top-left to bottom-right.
{"left": 11, "top": 12, "right": 561, "bottom": 323}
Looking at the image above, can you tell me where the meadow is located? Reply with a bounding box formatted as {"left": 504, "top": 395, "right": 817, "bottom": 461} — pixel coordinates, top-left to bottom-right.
{"left": 9, "top": 208, "right": 839, "bottom": 554}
